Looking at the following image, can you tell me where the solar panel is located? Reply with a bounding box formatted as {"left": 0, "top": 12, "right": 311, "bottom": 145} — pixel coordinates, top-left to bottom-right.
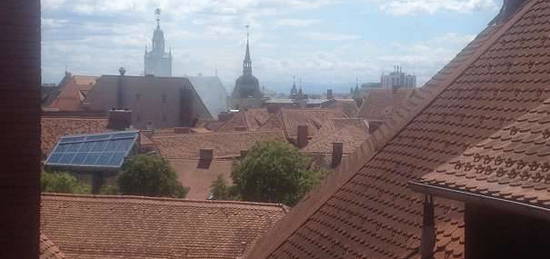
{"left": 45, "top": 131, "right": 139, "bottom": 170}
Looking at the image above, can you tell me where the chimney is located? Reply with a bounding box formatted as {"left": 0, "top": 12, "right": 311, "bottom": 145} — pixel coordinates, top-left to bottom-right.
{"left": 297, "top": 125, "right": 309, "bottom": 148}
{"left": 174, "top": 127, "right": 192, "bottom": 134}
{"left": 117, "top": 67, "right": 126, "bottom": 109}
{"left": 107, "top": 109, "right": 132, "bottom": 130}
{"left": 199, "top": 148, "right": 214, "bottom": 161}
{"left": 327, "top": 89, "right": 334, "bottom": 100}
{"left": 331, "top": 142, "right": 344, "bottom": 168}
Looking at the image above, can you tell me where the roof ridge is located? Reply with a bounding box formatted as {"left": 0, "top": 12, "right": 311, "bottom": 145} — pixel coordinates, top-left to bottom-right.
{"left": 245, "top": 1, "right": 536, "bottom": 256}
{"left": 41, "top": 193, "right": 289, "bottom": 210}
{"left": 153, "top": 129, "right": 285, "bottom": 139}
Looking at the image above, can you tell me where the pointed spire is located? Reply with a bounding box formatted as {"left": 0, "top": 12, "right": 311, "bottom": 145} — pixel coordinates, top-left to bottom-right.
{"left": 155, "top": 8, "right": 161, "bottom": 28}
{"left": 243, "top": 24, "right": 252, "bottom": 75}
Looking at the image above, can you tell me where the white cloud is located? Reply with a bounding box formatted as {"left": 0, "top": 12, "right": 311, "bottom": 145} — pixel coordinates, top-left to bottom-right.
{"left": 370, "top": 0, "right": 498, "bottom": 15}
{"left": 275, "top": 18, "right": 320, "bottom": 27}
{"left": 303, "top": 32, "right": 362, "bottom": 41}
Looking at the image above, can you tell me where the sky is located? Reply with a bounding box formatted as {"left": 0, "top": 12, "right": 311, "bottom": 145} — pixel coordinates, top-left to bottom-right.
{"left": 42, "top": 0, "right": 501, "bottom": 94}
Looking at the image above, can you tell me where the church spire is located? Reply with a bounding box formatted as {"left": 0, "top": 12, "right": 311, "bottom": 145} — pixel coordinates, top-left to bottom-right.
{"left": 243, "top": 25, "right": 252, "bottom": 75}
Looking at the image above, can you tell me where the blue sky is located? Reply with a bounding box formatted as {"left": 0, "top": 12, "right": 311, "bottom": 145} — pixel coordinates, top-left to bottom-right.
{"left": 42, "top": 0, "right": 501, "bottom": 94}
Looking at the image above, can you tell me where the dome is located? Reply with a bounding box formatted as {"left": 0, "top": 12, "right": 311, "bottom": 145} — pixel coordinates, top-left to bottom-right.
{"left": 234, "top": 74, "right": 261, "bottom": 98}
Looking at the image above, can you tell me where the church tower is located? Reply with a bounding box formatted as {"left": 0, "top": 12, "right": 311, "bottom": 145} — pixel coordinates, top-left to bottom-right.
{"left": 231, "top": 25, "right": 263, "bottom": 109}
{"left": 144, "top": 9, "right": 172, "bottom": 77}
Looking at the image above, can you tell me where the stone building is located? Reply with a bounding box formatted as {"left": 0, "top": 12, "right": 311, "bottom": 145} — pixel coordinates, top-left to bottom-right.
{"left": 231, "top": 27, "right": 263, "bottom": 109}
{"left": 144, "top": 9, "right": 172, "bottom": 77}
{"left": 380, "top": 65, "right": 416, "bottom": 89}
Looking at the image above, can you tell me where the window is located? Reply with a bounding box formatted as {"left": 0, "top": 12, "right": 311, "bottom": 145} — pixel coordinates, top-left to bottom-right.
{"left": 136, "top": 93, "right": 141, "bottom": 101}
{"left": 162, "top": 93, "right": 167, "bottom": 103}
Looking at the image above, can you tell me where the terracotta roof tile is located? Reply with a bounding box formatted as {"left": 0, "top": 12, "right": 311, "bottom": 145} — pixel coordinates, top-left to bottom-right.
{"left": 41, "top": 116, "right": 108, "bottom": 157}
{"left": 280, "top": 108, "right": 348, "bottom": 141}
{"left": 302, "top": 118, "right": 370, "bottom": 155}
{"left": 153, "top": 130, "right": 286, "bottom": 160}
{"left": 322, "top": 99, "right": 360, "bottom": 117}
{"left": 41, "top": 193, "right": 287, "bottom": 259}
{"left": 169, "top": 159, "right": 234, "bottom": 200}
{"left": 246, "top": 0, "right": 533, "bottom": 256}
{"left": 217, "top": 109, "right": 273, "bottom": 132}
{"left": 358, "top": 89, "right": 416, "bottom": 122}
{"left": 40, "top": 234, "right": 66, "bottom": 259}
{"left": 48, "top": 75, "right": 97, "bottom": 111}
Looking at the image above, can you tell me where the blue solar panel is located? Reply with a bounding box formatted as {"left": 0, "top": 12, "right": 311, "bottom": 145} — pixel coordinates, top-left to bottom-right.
{"left": 45, "top": 130, "right": 138, "bottom": 170}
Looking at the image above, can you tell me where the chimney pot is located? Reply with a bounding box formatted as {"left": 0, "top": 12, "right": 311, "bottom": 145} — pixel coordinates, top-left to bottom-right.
{"left": 200, "top": 148, "right": 214, "bottom": 161}
{"left": 331, "top": 142, "right": 344, "bottom": 168}
{"left": 297, "top": 125, "right": 309, "bottom": 148}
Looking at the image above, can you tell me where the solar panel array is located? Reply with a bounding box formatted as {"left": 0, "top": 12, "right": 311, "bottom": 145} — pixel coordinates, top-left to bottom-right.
{"left": 46, "top": 131, "right": 139, "bottom": 170}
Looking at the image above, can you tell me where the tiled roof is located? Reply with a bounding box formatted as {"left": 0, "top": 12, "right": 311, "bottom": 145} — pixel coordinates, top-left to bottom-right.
{"left": 169, "top": 159, "right": 234, "bottom": 200}
{"left": 246, "top": 0, "right": 534, "bottom": 257}
{"left": 41, "top": 193, "right": 287, "bottom": 259}
{"left": 280, "top": 108, "right": 348, "bottom": 140}
{"left": 417, "top": 97, "right": 550, "bottom": 210}
{"left": 40, "top": 234, "right": 66, "bottom": 259}
{"left": 357, "top": 89, "right": 416, "bottom": 121}
{"left": 48, "top": 75, "right": 97, "bottom": 111}
{"left": 302, "top": 118, "right": 370, "bottom": 154}
{"left": 41, "top": 116, "right": 108, "bottom": 157}
{"left": 153, "top": 130, "right": 286, "bottom": 160}
{"left": 322, "top": 99, "right": 360, "bottom": 117}
{"left": 217, "top": 109, "right": 273, "bottom": 132}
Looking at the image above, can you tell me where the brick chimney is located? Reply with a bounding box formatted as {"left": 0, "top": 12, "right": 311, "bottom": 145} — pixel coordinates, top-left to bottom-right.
{"left": 327, "top": 89, "right": 334, "bottom": 100}
{"left": 200, "top": 148, "right": 214, "bottom": 161}
{"left": 331, "top": 142, "right": 344, "bottom": 168}
{"left": 107, "top": 109, "right": 132, "bottom": 130}
{"left": 297, "top": 125, "right": 309, "bottom": 148}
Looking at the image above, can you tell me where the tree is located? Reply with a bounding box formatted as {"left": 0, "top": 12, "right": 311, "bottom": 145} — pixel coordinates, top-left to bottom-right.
{"left": 41, "top": 171, "right": 90, "bottom": 194}
{"left": 209, "top": 175, "right": 239, "bottom": 200}
{"left": 231, "top": 141, "right": 326, "bottom": 206}
{"left": 117, "top": 154, "right": 189, "bottom": 198}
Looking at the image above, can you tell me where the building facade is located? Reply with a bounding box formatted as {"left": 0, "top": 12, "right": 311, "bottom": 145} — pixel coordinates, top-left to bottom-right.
{"left": 380, "top": 65, "right": 416, "bottom": 89}
{"left": 144, "top": 9, "right": 172, "bottom": 77}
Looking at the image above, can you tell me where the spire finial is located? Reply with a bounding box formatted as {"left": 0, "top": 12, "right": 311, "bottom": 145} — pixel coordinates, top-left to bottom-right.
{"left": 155, "top": 8, "right": 161, "bottom": 28}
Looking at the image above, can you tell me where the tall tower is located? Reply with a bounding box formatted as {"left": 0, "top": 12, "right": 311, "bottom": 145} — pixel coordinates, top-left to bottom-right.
{"left": 144, "top": 8, "right": 173, "bottom": 77}
{"left": 231, "top": 25, "right": 263, "bottom": 109}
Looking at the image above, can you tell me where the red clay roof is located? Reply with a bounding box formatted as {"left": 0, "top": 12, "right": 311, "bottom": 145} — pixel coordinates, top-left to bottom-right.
{"left": 246, "top": 0, "right": 531, "bottom": 256}
{"left": 48, "top": 75, "right": 97, "bottom": 111}
{"left": 217, "top": 109, "right": 273, "bottom": 132}
{"left": 41, "top": 116, "right": 108, "bottom": 157}
{"left": 322, "top": 99, "right": 360, "bottom": 117}
{"left": 279, "top": 108, "right": 348, "bottom": 140}
{"left": 302, "top": 118, "right": 370, "bottom": 155}
{"left": 41, "top": 193, "right": 288, "bottom": 259}
{"left": 40, "top": 234, "right": 66, "bottom": 259}
{"left": 153, "top": 130, "right": 286, "bottom": 160}
{"left": 418, "top": 97, "right": 550, "bottom": 209}
{"left": 170, "top": 159, "right": 234, "bottom": 200}
{"left": 358, "top": 88, "right": 416, "bottom": 121}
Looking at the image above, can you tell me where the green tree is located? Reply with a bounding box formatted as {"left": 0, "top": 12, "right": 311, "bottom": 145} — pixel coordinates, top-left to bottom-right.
{"left": 231, "top": 141, "right": 326, "bottom": 206}
{"left": 209, "top": 175, "right": 239, "bottom": 200}
{"left": 117, "top": 154, "right": 189, "bottom": 198}
{"left": 41, "top": 171, "right": 91, "bottom": 194}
